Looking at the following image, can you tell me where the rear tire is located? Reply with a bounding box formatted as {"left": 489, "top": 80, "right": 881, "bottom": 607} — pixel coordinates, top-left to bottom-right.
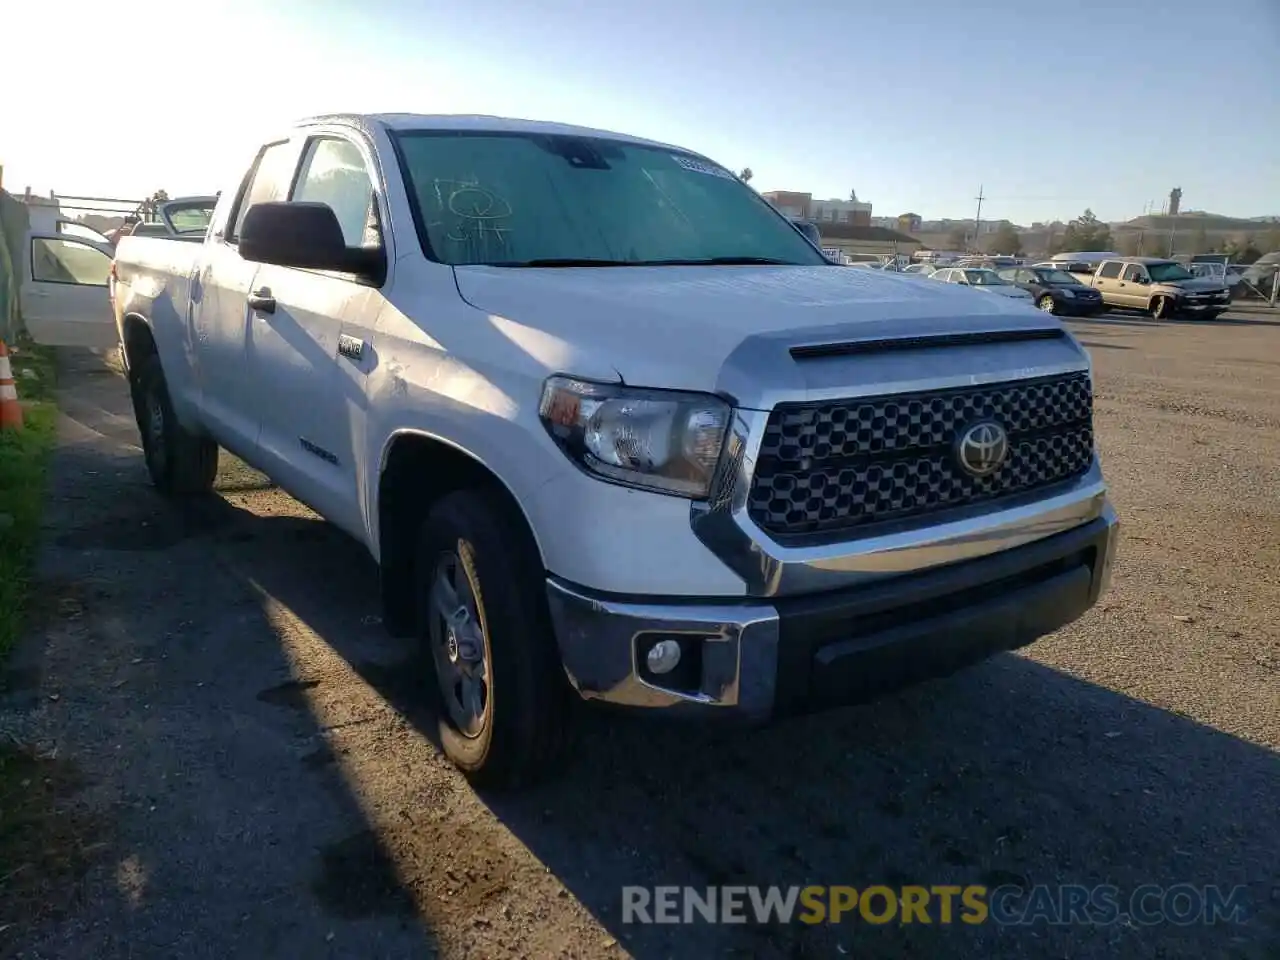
{"left": 414, "top": 488, "right": 570, "bottom": 788}
{"left": 132, "top": 353, "right": 218, "bottom": 496}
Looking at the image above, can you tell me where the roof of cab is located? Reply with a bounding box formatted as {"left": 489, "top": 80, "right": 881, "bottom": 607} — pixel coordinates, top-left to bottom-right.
{"left": 290, "top": 112, "right": 691, "bottom": 154}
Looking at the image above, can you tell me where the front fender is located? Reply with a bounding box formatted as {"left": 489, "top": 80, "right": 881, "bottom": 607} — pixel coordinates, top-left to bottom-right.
{"left": 360, "top": 329, "right": 573, "bottom": 564}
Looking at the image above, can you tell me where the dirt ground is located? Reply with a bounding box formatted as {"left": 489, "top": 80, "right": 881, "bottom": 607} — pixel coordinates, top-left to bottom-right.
{"left": 1, "top": 310, "right": 1277, "bottom": 959}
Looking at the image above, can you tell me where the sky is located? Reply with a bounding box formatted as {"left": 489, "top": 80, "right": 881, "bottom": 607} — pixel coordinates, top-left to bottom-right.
{"left": 2, "top": 0, "right": 1278, "bottom": 225}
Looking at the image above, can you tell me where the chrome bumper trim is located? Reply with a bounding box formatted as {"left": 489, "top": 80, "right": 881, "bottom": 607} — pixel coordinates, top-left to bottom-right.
{"left": 544, "top": 578, "right": 780, "bottom": 717}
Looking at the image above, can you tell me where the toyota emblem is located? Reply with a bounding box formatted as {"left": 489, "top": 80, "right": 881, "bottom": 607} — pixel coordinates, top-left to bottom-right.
{"left": 955, "top": 421, "right": 1009, "bottom": 478}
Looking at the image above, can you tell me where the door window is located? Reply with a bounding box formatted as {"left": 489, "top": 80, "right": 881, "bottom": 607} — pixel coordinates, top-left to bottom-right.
{"left": 1121, "top": 264, "right": 1147, "bottom": 282}
{"left": 228, "top": 140, "right": 299, "bottom": 242}
{"left": 30, "top": 237, "right": 112, "bottom": 286}
{"left": 1096, "top": 262, "right": 1123, "bottom": 279}
{"left": 291, "top": 138, "right": 381, "bottom": 249}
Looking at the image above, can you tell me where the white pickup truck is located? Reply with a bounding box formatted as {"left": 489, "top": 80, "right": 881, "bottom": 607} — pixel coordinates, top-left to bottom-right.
{"left": 96, "top": 113, "right": 1118, "bottom": 787}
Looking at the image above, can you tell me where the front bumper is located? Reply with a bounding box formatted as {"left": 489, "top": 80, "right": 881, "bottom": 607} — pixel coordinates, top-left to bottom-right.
{"left": 1178, "top": 297, "right": 1230, "bottom": 314}
{"left": 1061, "top": 297, "right": 1105, "bottom": 315}
{"left": 546, "top": 503, "right": 1119, "bottom": 720}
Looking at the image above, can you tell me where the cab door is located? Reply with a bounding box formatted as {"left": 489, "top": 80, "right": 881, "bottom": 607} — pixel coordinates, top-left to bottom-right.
{"left": 243, "top": 133, "right": 388, "bottom": 538}
{"left": 20, "top": 234, "right": 117, "bottom": 348}
{"left": 1117, "top": 263, "right": 1150, "bottom": 308}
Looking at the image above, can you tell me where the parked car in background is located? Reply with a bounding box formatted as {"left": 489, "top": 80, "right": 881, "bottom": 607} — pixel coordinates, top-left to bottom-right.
{"left": 929, "top": 267, "right": 1035, "bottom": 302}
{"left": 956, "top": 256, "right": 1021, "bottom": 270}
{"left": 902, "top": 262, "right": 937, "bottom": 276}
{"left": 1035, "top": 259, "right": 1097, "bottom": 277}
{"left": 997, "top": 266, "right": 1105, "bottom": 316}
{"left": 20, "top": 221, "right": 117, "bottom": 347}
{"left": 131, "top": 196, "right": 219, "bottom": 242}
{"left": 1081, "top": 257, "right": 1231, "bottom": 320}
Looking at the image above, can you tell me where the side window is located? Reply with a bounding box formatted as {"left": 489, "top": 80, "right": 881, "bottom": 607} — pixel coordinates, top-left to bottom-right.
{"left": 228, "top": 140, "right": 299, "bottom": 243}
{"left": 1017, "top": 270, "right": 1034, "bottom": 283}
{"left": 1121, "top": 264, "right": 1146, "bottom": 282}
{"left": 30, "top": 238, "right": 112, "bottom": 286}
{"left": 1096, "top": 262, "right": 1123, "bottom": 280}
{"left": 290, "top": 138, "right": 381, "bottom": 249}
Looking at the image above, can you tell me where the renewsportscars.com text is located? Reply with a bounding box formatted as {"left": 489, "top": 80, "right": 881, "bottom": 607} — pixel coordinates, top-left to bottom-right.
{"left": 621, "top": 884, "right": 1250, "bottom": 926}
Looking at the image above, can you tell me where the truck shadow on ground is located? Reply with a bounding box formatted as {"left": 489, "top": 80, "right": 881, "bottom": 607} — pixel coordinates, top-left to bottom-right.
{"left": 3, "top": 437, "right": 441, "bottom": 958}
{"left": 188, "top": 496, "right": 1280, "bottom": 959}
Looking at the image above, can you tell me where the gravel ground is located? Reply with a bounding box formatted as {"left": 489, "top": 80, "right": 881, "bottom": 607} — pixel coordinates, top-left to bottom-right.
{"left": 2, "top": 310, "right": 1278, "bottom": 959}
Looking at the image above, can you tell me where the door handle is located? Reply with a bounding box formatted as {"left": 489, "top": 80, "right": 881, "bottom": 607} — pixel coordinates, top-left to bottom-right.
{"left": 247, "top": 288, "right": 276, "bottom": 314}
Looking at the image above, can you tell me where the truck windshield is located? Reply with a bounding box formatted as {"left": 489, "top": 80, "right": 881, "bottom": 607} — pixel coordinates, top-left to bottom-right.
{"left": 1147, "top": 262, "right": 1194, "bottom": 282}
{"left": 392, "top": 131, "right": 829, "bottom": 267}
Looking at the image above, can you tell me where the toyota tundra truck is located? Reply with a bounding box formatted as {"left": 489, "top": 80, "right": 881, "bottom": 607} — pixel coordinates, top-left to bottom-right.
{"left": 1084, "top": 256, "right": 1231, "bottom": 320}
{"left": 93, "top": 113, "right": 1118, "bottom": 788}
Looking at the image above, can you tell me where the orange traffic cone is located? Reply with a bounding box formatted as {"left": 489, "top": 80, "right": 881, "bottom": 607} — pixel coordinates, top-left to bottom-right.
{"left": 0, "top": 340, "right": 23, "bottom": 432}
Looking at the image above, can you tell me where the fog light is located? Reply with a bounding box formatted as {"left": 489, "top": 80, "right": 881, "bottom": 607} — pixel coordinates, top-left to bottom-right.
{"left": 645, "top": 638, "right": 682, "bottom": 675}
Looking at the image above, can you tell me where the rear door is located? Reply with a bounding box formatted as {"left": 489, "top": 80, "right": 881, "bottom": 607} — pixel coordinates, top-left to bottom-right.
{"left": 1091, "top": 261, "right": 1125, "bottom": 305}
{"left": 20, "top": 234, "right": 117, "bottom": 347}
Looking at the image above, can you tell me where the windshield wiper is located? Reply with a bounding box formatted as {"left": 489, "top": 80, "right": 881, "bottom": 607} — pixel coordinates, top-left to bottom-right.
{"left": 492, "top": 258, "right": 639, "bottom": 268}
{"left": 488, "top": 256, "right": 802, "bottom": 268}
{"left": 639, "top": 256, "right": 800, "bottom": 266}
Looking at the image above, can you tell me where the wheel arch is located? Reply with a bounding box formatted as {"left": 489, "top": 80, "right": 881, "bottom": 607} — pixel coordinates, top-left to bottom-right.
{"left": 119, "top": 312, "right": 157, "bottom": 377}
{"left": 375, "top": 428, "right": 546, "bottom": 637}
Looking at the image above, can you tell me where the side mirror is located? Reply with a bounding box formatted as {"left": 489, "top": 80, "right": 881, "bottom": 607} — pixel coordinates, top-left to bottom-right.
{"left": 239, "top": 201, "right": 385, "bottom": 282}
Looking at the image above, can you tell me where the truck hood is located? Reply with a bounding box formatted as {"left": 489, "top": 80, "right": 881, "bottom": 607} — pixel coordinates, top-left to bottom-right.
{"left": 453, "top": 264, "right": 1078, "bottom": 398}
{"left": 1162, "top": 278, "right": 1228, "bottom": 293}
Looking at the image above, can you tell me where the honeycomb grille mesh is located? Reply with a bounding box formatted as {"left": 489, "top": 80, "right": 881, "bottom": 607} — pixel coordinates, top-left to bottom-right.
{"left": 748, "top": 372, "right": 1094, "bottom": 537}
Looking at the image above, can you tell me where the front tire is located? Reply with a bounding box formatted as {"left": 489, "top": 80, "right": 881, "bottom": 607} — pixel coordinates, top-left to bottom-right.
{"left": 1037, "top": 294, "right": 1057, "bottom": 313}
{"left": 132, "top": 353, "right": 218, "bottom": 496}
{"left": 415, "top": 488, "right": 569, "bottom": 788}
{"left": 1151, "top": 296, "right": 1174, "bottom": 321}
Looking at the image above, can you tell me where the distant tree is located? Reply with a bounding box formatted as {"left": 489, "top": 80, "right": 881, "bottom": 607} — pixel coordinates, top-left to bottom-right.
{"left": 1059, "top": 209, "right": 1112, "bottom": 253}
{"left": 140, "top": 188, "right": 170, "bottom": 219}
{"left": 1116, "top": 231, "right": 1144, "bottom": 257}
{"left": 1188, "top": 226, "right": 1211, "bottom": 256}
{"left": 947, "top": 226, "right": 969, "bottom": 250}
{"left": 1259, "top": 228, "right": 1280, "bottom": 255}
{"left": 738, "top": 168, "right": 753, "bottom": 183}
{"left": 988, "top": 222, "right": 1023, "bottom": 256}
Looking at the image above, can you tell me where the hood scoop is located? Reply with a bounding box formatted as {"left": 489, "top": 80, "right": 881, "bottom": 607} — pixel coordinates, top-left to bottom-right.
{"left": 789, "top": 327, "right": 1065, "bottom": 361}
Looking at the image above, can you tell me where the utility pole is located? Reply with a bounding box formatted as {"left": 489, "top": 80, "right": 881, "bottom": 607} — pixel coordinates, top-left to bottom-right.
{"left": 972, "top": 185, "right": 985, "bottom": 250}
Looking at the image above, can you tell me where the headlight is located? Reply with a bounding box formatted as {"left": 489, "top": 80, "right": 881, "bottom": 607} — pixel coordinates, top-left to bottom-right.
{"left": 1060, "top": 289, "right": 1076, "bottom": 298}
{"left": 538, "top": 376, "right": 730, "bottom": 498}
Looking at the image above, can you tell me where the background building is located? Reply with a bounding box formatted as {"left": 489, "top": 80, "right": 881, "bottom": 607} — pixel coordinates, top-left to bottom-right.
{"left": 761, "top": 190, "right": 872, "bottom": 226}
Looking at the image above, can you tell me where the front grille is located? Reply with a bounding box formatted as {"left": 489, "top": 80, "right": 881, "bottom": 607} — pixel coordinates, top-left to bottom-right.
{"left": 748, "top": 372, "right": 1094, "bottom": 537}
